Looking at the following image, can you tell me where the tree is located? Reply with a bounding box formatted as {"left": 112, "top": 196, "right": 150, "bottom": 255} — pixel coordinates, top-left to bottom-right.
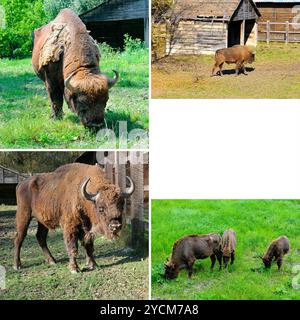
{"left": 0, "top": 0, "right": 47, "bottom": 58}
{"left": 0, "top": 152, "right": 82, "bottom": 174}
{"left": 43, "top": 0, "right": 105, "bottom": 19}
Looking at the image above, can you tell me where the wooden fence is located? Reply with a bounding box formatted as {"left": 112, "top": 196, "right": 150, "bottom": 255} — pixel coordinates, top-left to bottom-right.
{"left": 258, "top": 21, "right": 300, "bottom": 44}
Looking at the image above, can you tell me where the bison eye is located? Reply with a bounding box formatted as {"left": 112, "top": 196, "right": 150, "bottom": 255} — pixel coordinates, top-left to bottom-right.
{"left": 98, "top": 207, "right": 105, "bottom": 214}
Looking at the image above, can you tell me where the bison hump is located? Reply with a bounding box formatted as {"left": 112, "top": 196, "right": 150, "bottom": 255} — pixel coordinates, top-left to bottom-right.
{"left": 38, "top": 23, "right": 70, "bottom": 70}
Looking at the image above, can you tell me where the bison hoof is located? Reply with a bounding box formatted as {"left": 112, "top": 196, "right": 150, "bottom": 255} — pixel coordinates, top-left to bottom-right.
{"left": 45, "top": 257, "right": 56, "bottom": 265}
{"left": 70, "top": 268, "right": 81, "bottom": 274}
{"left": 13, "top": 264, "right": 21, "bottom": 271}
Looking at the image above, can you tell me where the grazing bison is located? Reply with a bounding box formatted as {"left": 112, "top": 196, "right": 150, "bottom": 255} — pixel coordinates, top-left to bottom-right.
{"left": 32, "top": 9, "right": 119, "bottom": 129}
{"left": 164, "top": 234, "right": 222, "bottom": 279}
{"left": 13, "top": 163, "right": 134, "bottom": 273}
{"left": 221, "top": 229, "right": 236, "bottom": 269}
{"left": 261, "top": 236, "right": 290, "bottom": 271}
{"left": 211, "top": 45, "right": 255, "bottom": 77}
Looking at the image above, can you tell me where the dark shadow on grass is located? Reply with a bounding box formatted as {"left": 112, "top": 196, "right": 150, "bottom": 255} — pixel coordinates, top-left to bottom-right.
{"left": 214, "top": 67, "right": 255, "bottom": 77}
{"left": 65, "top": 109, "right": 147, "bottom": 132}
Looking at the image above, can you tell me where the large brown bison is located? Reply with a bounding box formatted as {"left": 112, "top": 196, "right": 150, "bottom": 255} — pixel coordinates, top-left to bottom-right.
{"left": 261, "top": 236, "right": 290, "bottom": 271}
{"left": 164, "top": 233, "right": 222, "bottom": 279}
{"left": 32, "top": 9, "right": 119, "bottom": 129}
{"left": 211, "top": 45, "right": 255, "bottom": 77}
{"left": 13, "top": 163, "right": 134, "bottom": 273}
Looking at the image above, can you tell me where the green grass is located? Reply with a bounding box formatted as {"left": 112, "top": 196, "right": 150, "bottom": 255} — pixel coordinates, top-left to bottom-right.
{"left": 0, "top": 47, "right": 149, "bottom": 148}
{"left": 0, "top": 206, "right": 148, "bottom": 300}
{"left": 152, "top": 42, "right": 300, "bottom": 99}
{"left": 151, "top": 200, "right": 300, "bottom": 300}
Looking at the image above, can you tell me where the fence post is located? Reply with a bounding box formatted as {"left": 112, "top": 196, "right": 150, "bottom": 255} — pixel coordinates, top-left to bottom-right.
{"left": 286, "top": 21, "right": 289, "bottom": 45}
{"left": 266, "top": 20, "right": 270, "bottom": 44}
{"left": 130, "top": 152, "right": 144, "bottom": 249}
{"left": 104, "top": 152, "right": 114, "bottom": 183}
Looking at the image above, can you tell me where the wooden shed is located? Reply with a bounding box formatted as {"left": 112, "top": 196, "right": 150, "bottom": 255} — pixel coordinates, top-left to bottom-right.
{"left": 0, "top": 165, "right": 27, "bottom": 205}
{"left": 255, "top": 0, "right": 300, "bottom": 42}
{"left": 80, "top": 0, "right": 149, "bottom": 48}
{"left": 166, "top": 0, "right": 261, "bottom": 55}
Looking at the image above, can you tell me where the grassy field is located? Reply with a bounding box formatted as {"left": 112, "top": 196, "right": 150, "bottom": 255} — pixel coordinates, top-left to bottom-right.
{"left": 0, "top": 44, "right": 149, "bottom": 149}
{"left": 152, "top": 43, "right": 300, "bottom": 99}
{"left": 0, "top": 205, "right": 148, "bottom": 300}
{"left": 152, "top": 200, "right": 300, "bottom": 300}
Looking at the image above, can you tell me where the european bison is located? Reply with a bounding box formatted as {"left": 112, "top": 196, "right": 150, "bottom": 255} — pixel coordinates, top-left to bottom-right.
{"left": 32, "top": 9, "right": 119, "bottom": 129}
{"left": 211, "top": 45, "right": 255, "bottom": 77}
{"left": 221, "top": 229, "right": 236, "bottom": 269}
{"left": 261, "top": 236, "right": 290, "bottom": 271}
{"left": 164, "top": 234, "right": 222, "bottom": 279}
{"left": 13, "top": 163, "right": 134, "bottom": 273}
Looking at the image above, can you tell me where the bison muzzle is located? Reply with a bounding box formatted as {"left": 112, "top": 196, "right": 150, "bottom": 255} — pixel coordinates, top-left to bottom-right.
{"left": 13, "top": 163, "right": 134, "bottom": 274}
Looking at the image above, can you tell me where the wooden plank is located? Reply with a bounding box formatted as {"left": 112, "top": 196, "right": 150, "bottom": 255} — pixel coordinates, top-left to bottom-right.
{"left": 81, "top": 0, "right": 148, "bottom": 23}
{"left": 129, "top": 152, "right": 144, "bottom": 249}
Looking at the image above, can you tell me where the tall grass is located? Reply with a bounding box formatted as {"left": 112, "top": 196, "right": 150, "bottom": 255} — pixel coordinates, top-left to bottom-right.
{"left": 152, "top": 200, "right": 300, "bottom": 300}
{"left": 0, "top": 37, "right": 149, "bottom": 148}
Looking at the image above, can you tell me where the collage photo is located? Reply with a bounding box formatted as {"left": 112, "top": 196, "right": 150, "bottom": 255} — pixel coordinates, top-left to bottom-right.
{"left": 0, "top": 0, "right": 300, "bottom": 308}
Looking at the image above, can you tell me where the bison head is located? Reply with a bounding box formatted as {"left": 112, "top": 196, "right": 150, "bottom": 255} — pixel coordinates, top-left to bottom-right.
{"left": 80, "top": 176, "right": 134, "bottom": 239}
{"left": 248, "top": 52, "right": 255, "bottom": 64}
{"left": 261, "top": 256, "right": 271, "bottom": 268}
{"left": 164, "top": 261, "right": 179, "bottom": 280}
{"left": 65, "top": 70, "right": 119, "bottom": 129}
{"left": 222, "top": 249, "right": 231, "bottom": 268}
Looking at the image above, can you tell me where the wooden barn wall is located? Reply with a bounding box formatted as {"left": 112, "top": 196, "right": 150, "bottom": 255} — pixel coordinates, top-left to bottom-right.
{"left": 81, "top": 0, "right": 148, "bottom": 23}
{"left": 232, "top": 0, "right": 258, "bottom": 21}
{"left": 0, "top": 184, "right": 18, "bottom": 205}
{"left": 86, "top": 19, "right": 145, "bottom": 47}
{"left": 257, "top": 4, "right": 300, "bottom": 23}
{"left": 167, "top": 21, "right": 228, "bottom": 55}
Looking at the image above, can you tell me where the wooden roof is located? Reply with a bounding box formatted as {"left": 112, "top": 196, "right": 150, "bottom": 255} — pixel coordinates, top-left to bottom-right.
{"left": 173, "top": 0, "right": 260, "bottom": 20}
{"left": 80, "top": 0, "right": 148, "bottom": 23}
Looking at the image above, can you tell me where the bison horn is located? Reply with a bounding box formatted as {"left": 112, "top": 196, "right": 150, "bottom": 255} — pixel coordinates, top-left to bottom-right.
{"left": 81, "top": 178, "right": 100, "bottom": 202}
{"left": 64, "top": 71, "right": 77, "bottom": 93}
{"left": 121, "top": 176, "right": 135, "bottom": 198}
{"left": 108, "top": 70, "right": 119, "bottom": 89}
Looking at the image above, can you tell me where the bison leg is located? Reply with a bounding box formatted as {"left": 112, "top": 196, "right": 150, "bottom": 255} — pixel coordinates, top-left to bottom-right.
{"left": 14, "top": 209, "right": 31, "bottom": 270}
{"left": 186, "top": 258, "right": 195, "bottom": 279}
{"left": 216, "top": 252, "right": 222, "bottom": 270}
{"left": 230, "top": 251, "right": 235, "bottom": 265}
{"left": 218, "top": 63, "right": 224, "bottom": 76}
{"left": 276, "top": 256, "right": 283, "bottom": 271}
{"left": 211, "top": 63, "right": 219, "bottom": 76}
{"left": 80, "top": 233, "right": 98, "bottom": 270}
{"left": 210, "top": 254, "right": 216, "bottom": 272}
{"left": 44, "top": 73, "right": 64, "bottom": 120}
{"left": 241, "top": 65, "right": 248, "bottom": 75}
{"left": 36, "top": 222, "right": 56, "bottom": 265}
{"left": 64, "top": 232, "right": 80, "bottom": 274}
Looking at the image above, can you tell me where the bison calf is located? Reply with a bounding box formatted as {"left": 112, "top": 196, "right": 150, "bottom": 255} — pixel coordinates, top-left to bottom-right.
{"left": 211, "top": 45, "right": 255, "bottom": 77}
{"left": 164, "top": 234, "right": 222, "bottom": 279}
{"left": 221, "top": 229, "right": 236, "bottom": 269}
{"left": 261, "top": 236, "right": 290, "bottom": 271}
